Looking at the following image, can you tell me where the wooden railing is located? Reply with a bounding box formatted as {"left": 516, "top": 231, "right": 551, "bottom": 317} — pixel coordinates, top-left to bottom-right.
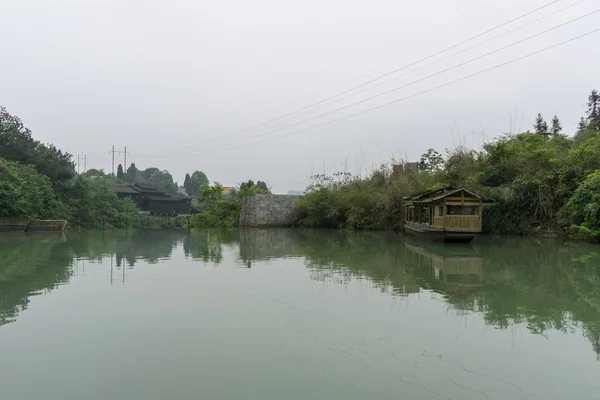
{"left": 444, "top": 216, "right": 480, "bottom": 231}
{"left": 406, "top": 216, "right": 481, "bottom": 232}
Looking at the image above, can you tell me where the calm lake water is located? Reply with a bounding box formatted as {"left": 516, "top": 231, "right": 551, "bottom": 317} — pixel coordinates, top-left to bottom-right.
{"left": 1, "top": 229, "right": 599, "bottom": 400}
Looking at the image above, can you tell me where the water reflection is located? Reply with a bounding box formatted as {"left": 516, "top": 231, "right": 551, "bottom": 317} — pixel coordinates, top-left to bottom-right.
{"left": 0, "top": 233, "right": 73, "bottom": 326}
{"left": 403, "top": 238, "right": 484, "bottom": 293}
{"left": 1, "top": 228, "right": 599, "bottom": 362}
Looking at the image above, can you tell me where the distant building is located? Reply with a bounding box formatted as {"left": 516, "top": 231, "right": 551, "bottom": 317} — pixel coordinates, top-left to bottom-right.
{"left": 109, "top": 183, "right": 193, "bottom": 216}
{"left": 287, "top": 190, "right": 304, "bottom": 196}
{"left": 392, "top": 162, "right": 420, "bottom": 176}
{"left": 221, "top": 186, "right": 236, "bottom": 198}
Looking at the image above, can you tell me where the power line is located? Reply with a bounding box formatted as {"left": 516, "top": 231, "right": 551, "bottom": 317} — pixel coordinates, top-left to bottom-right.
{"left": 177, "top": 27, "right": 600, "bottom": 158}
{"left": 294, "top": 0, "right": 589, "bottom": 115}
{"left": 140, "top": 0, "right": 561, "bottom": 158}
{"left": 149, "top": 7, "right": 600, "bottom": 158}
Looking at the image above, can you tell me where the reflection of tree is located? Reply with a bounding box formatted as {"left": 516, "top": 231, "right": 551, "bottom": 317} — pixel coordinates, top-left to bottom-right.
{"left": 183, "top": 229, "right": 239, "bottom": 264}
{"left": 3, "top": 228, "right": 600, "bottom": 361}
{"left": 0, "top": 230, "right": 188, "bottom": 327}
{"left": 262, "top": 230, "right": 600, "bottom": 361}
{"left": 69, "top": 230, "right": 187, "bottom": 265}
{"left": 294, "top": 230, "right": 421, "bottom": 295}
{"left": 403, "top": 236, "right": 600, "bottom": 360}
{"left": 0, "top": 233, "right": 74, "bottom": 327}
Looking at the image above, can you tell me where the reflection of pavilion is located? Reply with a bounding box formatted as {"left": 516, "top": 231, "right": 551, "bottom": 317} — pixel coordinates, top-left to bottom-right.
{"left": 403, "top": 239, "right": 483, "bottom": 293}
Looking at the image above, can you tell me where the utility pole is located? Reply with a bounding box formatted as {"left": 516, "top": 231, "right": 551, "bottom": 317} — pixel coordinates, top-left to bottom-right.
{"left": 77, "top": 154, "right": 80, "bottom": 174}
{"left": 110, "top": 146, "right": 129, "bottom": 177}
{"left": 113, "top": 147, "right": 130, "bottom": 172}
{"left": 84, "top": 155, "right": 87, "bottom": 172}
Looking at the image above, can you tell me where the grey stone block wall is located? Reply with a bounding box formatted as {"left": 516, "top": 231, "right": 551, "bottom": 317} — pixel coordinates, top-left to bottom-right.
{"left": 239, "top": 194, "right": 302, "bottom": 227}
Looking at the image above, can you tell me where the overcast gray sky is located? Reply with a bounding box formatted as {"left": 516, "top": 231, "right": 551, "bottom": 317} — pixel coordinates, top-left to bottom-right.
{"left": 1, "top": 0, "right": 599, "bottom": 192}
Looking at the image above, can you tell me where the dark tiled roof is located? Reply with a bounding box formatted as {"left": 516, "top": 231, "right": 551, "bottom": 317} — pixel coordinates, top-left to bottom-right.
{"left": 146, "top": 195, "right": 191, "bottom": 202}
{"left": 169, "top": 193, "right": 191, "bottom": 200}
{"left": 109, "top": 186, "right": 140, "bottom": 194}
{"left": 131, "top": 183, "right": 162, "bottom": 193}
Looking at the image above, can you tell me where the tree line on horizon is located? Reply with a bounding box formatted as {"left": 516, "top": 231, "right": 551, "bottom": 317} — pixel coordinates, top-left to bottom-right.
{"left": 0, "top": 104, "right": 274, "bottom": 228}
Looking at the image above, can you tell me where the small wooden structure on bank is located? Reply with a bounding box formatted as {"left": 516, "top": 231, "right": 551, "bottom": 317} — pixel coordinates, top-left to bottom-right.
{"left": 0, "top": 218, "right": 67, "bottom": 233}
{"left": 403, "top": 186, "right": 493, "bottom": 243}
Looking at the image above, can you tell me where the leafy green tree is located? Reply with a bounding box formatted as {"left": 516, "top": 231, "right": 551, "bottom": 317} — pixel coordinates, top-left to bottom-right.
{"left": 419, "top": 148, "right": 444, "bottom": 173}
{"left": 189, "top": 171, "right": 209, "bottom": 195}
{"left": 117, "top": 164, "right": 124, "bottom": 180}
{"left": 534, "top": 113, "right": 549, "bottom": 137}
{"left": 190, "top": 181, "right": 267, "bottom": 228}
{"left": 564, "top": 171, "right": 600, "bottom": 239}
{"left": 0, "top": 107, "right": 75, "bottom": 187}
{"left": 147, "top": 169, "right": 177, "bottom": 193}
{"left": 83, "top": 168, "right": 105, "bottom": 178}
{"left": 65, "top": 176, "right": 140, "bottom": 228}
{"left": 0, "top": 158, "right": 68, "bottom": 219}
{"left": 139, "top": 167, "right": 159, "bottom": 181}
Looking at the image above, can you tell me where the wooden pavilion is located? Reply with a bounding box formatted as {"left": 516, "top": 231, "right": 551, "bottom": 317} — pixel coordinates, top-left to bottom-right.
{"left": 403, "top": 186, "right": 494, "bottom": 242}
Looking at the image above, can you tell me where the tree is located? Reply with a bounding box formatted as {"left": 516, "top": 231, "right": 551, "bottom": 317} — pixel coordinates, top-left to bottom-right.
{"left": 117, "top": 164, "right": 124, "bottom": 180}
{"left": 419, "top": 148, "right": 444, "bottom": 173}
{"left": 0, "top": 158, "right": 68, "bottom": 219}
{"left": 534, "top": 113, "right": 549, "bottom": 137}
{"left": 83, "top": 168, "right": 105, "bottom": 178}
{"left": 550, "top": 115, "right": 562, "bottom": 136}
{"left": 578, "top": 117, "right": 588, "bottom": 133}
{"left": 124, "top": 163, "right": 139, "bottom": 183}
{"left": 256, "top": 180, "right": 269, "bottom": 191}
{"left": 0, "top": 107, "right": 75, "bottom": 187}
{"left": 565, "top": 171, "right": 600, "bottom": 239}
{"left": 587, "top": 89, "right": 600, "bottom": 130}
{"left": 188, "top": 171, "right": 209, "bottom": 196}
{"left": 147, "top": 169, "right": 177, "bottom": 194}
{"left": 183, "top": 173, "right": 192, "bottom": 194}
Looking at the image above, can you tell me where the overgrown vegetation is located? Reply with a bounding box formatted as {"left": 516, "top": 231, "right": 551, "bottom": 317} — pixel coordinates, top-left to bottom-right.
{"left": 297, "top": 89, "right": 600, "bottom": 240}
{"left": 190, "top": 180, "right": 269, "bottom": 228}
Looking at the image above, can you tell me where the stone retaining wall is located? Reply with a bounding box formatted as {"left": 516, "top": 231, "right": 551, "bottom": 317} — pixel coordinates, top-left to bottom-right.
{"left": 0, "top": 218, "right": 29, "bottom": 232}
{"left": 239, "top": 195, "right": 302, "bottom": 227}
{"left": 0, "top": 218, "right": 67, "bottom": 232}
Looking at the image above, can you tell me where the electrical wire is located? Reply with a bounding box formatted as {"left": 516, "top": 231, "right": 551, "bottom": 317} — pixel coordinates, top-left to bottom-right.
{"left": 146, "top": 7, "right": 599, "bottom": 159}
{"left": 139, "top": 0, "right": 561, "bottom": 158}
{"left": 293, "top": 0, "right": 588, "bottom": 116}
{"left": 169, "top": 27, "right": 600, "bottom": 158}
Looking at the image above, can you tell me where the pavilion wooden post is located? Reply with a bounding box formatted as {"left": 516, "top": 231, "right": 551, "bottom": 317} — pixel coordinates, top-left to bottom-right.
{"left": 479, "top": 199, "right": 483, "bottom": 231}
{"left": 442, "top": 199, "right": 447, "bottom": 231}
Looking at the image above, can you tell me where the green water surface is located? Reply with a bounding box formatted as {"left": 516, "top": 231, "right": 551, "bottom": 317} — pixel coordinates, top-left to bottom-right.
{"left": 0, "top": 229, "right": 599, "bottom": 399}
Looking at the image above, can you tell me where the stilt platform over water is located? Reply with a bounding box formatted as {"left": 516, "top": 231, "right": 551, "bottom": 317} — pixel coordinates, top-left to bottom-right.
{"left": 403, "top": 186, "right": 494, "bottom": 243}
